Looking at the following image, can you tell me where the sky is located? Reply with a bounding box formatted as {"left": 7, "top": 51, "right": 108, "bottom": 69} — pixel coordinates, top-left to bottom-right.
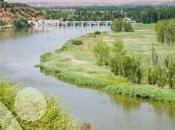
{"left": 6, "top": 0, "right": 173, "bottom": 5}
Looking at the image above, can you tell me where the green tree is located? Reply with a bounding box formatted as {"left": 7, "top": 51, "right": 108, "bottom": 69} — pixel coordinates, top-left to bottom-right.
{"left": 151, "top": 46, "right": 159, "bottom": 66}
{"left": 148, "top": 67, "right": 160, "bottom": 85}
{"left": 164, "top": 20, "right": 175, "bottom": 45}
{"left": 13, "top": 18, "right": 31, "bottom": 29}
{"left": 155, "top": 19, "right": 175, "bottom": 45}
{"left": 111, "top": 18, "right": 123, "bottom": 32}
{"left": 155, "top": 20, "right": 167, "bottom": 43}
{"left": 123, "top": 20, "right": 134, "bottom": 32}
{"left": 135, "top": 60, "right": 143, "bottom": 84}
{"left": 94, "top": 39, "right": 109, "bottom": 66}
{"left": 164, "top": 57, "right": 175, "bottom": 89}
{"left": 112, "top": 37, "right": 125, "bottom": 55}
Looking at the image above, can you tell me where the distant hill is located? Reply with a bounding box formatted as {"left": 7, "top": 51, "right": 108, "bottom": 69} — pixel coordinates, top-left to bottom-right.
{"left": 0, "top": 2, "right": 45, "bottom": 25}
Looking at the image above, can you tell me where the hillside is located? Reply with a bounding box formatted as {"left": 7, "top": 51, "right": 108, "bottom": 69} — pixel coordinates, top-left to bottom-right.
{"left": 0, "top": 2, "right": 45, "bottom": 25}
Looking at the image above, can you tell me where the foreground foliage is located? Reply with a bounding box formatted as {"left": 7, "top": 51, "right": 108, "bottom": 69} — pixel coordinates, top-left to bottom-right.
{"left": 0, "top": 81, "right": 78, "bottom": 130}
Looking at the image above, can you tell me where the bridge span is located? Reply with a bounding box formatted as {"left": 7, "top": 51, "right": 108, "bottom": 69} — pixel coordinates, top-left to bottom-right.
{"left": 28, "top": 20, "right": 112, "bottom": 27}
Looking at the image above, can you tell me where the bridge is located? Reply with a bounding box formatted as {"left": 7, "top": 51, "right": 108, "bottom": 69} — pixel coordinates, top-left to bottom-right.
{"left": 28, "top": 20, "right": 112, "bottom": 27}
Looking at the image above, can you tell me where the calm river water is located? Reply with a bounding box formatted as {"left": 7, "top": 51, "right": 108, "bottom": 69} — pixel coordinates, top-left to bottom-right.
{"left": 0, "top": 26, "right": 175, "bottom": 130}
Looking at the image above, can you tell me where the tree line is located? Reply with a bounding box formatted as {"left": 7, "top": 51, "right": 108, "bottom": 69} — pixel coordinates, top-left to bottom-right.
{"left": 127, "top": 6, "right": 175, "bottom": 23}
{"left": 94, "top": 25, "right": 175, "bottom": 89}
{"left": 44, "top": 6, "right": 175, "bottom": 22}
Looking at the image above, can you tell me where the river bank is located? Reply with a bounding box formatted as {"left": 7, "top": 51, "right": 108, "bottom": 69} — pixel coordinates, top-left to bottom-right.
{"left": 38, "top": 24, "right": 175, "bottom": 103}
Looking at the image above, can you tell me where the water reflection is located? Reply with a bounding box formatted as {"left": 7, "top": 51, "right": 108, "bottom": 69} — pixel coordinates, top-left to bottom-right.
{"left": 0, "top": 28, "right": 34, "bottom": 41}
{"left": 109, "top": 93, "right": 175, "bottom": 119}
{"left": 151, "top": 102, "right": 175, "bottom": 120}
{"left": 110, "top": 94, "right": 141, "bottom": 114}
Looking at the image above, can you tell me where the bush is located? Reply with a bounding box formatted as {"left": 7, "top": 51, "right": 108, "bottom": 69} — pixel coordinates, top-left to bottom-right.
{"left": 111, "top": 18, "right": 123, "bottom": 32}
{"left": 40, "top": 52, "right": 52, "bottom": 62}
{"left": 94, "top": 39, "right": 109, "bottom": 66}
{"left": 123, "top": 20, "right": 134, "bottom": 32}
{"left": 0, "top": 20, "right": 5, "bottom": 26}
{"left": 72, "top": 40, "right": 83, "bottom": 45}
{"left": 156, "top": 19, "right": 175, "bottom": 45}
{"left": 111, "top": 18, "right": 134, "bottom": 32}
{"left": 13, "top": 18, "right": 31, "bottom": 29}
{"left": 111, "top": 37, "right": 125, "bottom": 55}
{"left": 94, "top": 31, "right": 101, "bottom": 35}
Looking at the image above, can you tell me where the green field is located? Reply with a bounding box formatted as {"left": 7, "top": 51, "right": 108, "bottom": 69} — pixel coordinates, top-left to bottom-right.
{"left": 38, "top": 24, "right": 175, "bottom": 103}
{"left": 100, "top": 24, "right": 175, "bottom": 65}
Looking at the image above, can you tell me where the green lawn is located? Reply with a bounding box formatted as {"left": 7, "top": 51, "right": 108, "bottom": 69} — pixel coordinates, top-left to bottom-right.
{"left": 38, "top": 24, "right": 175, "bottom": 103}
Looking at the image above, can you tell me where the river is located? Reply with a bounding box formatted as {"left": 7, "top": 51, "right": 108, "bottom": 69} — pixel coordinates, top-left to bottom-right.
{"left": 0, "top": 26, "right": 175, "bottom": 130}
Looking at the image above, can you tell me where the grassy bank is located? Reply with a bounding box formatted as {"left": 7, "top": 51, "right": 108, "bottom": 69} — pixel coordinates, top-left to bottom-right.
{"left": 0, "top": 81, "right": 79, "bottom": 130}
{"left": 38, "top": 24, "right": 175, "bottom": 103}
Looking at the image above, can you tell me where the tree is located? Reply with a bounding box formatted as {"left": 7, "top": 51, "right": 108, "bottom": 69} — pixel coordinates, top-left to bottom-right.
{"left": 164, "top": 20, "right": 175, "bottom": 45}
{"left": 111, "top": 18, "right": 134, "bottom": 33}
{"left": 148, "top": 67, "right": 160, "bottom": 85}
{"left": 135, "top": 60, "right": 143, "bottom": 84}
{"left": 13, "top": 18, "right": 31, "bottom": 29}
{"left": 123, "top": 20, "right": 134, "bottom": 32}
{"left": 155, "top": 20, "right": 167, "bottom": 43}
{"left": 151, "top": 46, "right": 159, "bottom": 66}
{"left": 164, "top": 56, "right": 175, "bottom": 89}
{"left": 112, "top": 37, "right": 125, "bottom": 55}
{"left": 111, "top": 18, "right": 123, "bottom": 32}
{"left": 94, "top": 39, "right": 109, "bottom": 66}
{"left": 155, "top": 19, "right": 175, "bottom": 45}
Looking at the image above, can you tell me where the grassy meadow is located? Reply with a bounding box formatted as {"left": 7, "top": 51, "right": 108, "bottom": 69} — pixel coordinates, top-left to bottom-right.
{"left": 103, "top": 24, "right": 175, "bottom": 65}
{"left": 38, "top": 24, "right": 175, "bottom": 103}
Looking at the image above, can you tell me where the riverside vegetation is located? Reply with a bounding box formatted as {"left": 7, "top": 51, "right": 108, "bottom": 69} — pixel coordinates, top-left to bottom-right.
{"left": 0, "top": 81, "right": 82, "bottom": 130}
{"left": 38, "top": 19, "right": 175, "bottom": 103}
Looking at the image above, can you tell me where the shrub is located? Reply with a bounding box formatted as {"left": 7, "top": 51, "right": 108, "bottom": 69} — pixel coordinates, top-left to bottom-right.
{"left": 72, "top": 40, "right": 83, "bottom": 45}
{"left": 111, "top": 37, "right": 125, "bottom": 55}
{"left": 40, "top": 52, "right": 52, "bottom": 62}
{"left": 123, "top": 20, "right": 134, "bottom": 32}
{"left": 111, "top": 18, "right": 134, "bottom": 32}
{"left": 94, "top": 39, "right": 109, "bottom": 66}
{"left": 13, "top": 18, "right": 31, "bottom": 29}
{"left": 111, "top": 18, "right": 123, "bottom": 32}
{"left": 0, "top": 20, "right": 5, "bottom": 26}
{"left": 156, "top": 19, "right": 175, "bottom": 45}
{"left": 94, "top": 31, "right": 101, "bottom": 35}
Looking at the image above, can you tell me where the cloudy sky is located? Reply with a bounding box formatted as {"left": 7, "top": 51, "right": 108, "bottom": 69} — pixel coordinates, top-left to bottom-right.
{"left": 6, "top": 0, "right": 173, "bottom": 5}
